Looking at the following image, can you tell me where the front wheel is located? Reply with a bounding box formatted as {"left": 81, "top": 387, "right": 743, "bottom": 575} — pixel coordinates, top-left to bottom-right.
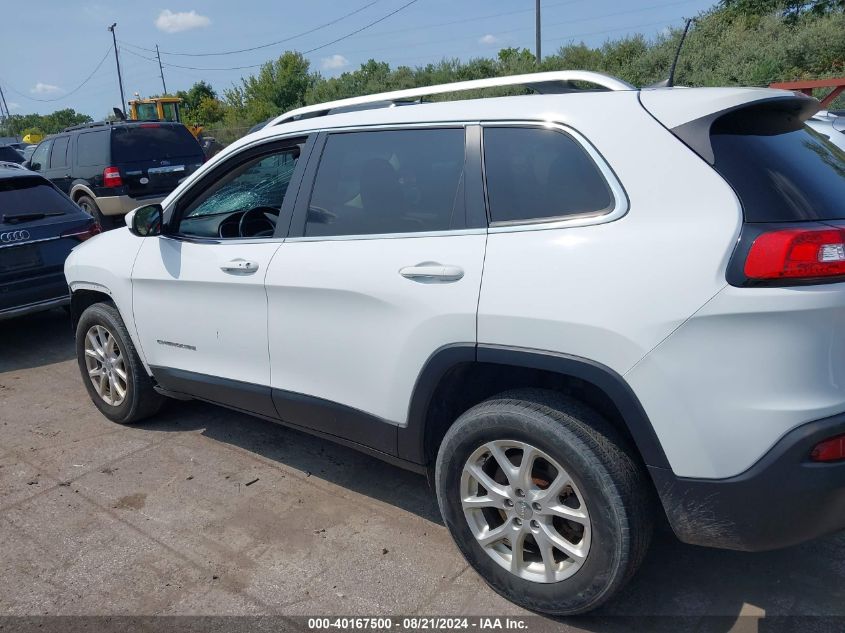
{"left": 75, "top": 302, "right": 165, "bottom": 424}
{"left": 435, "top": 389, "right": 653, "bottom": 615}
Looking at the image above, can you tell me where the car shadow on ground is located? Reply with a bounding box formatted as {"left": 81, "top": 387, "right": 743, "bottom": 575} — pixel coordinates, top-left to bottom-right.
{"left": 144, "top": 399, "right": 444, "bottom": 525}
{"left": 147, "top": 399, "right": 845, "bottom": 625}
{"left": 0, "top": 309, "right": 76, "bottom": 373}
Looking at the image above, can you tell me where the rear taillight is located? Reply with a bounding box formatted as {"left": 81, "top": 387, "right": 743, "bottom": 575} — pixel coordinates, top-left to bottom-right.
{"left": 61, "top": 223, "right": 102, "bottom": 242}
{"left": 744, "top": 226, "right": 845, "bottom": 281}
{"left": 103, "top": 166, "right": 123, "bottom": 188}
{"left": 810, "top": 434, "right": 845, "bottom": 462}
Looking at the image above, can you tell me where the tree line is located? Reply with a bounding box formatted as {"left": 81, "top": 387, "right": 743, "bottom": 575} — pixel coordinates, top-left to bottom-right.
{"left": 2, "top": 0, "right": 843, "bottom": 142}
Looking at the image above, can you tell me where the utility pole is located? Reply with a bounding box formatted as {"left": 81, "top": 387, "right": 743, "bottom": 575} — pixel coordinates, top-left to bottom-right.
{"left": 535, "top": 0, "right": 541, "bottom": 64}
{"left": 107, "top": 23, "right": 126, "bottom": 112}
{"left": 0, "top": 84, "right": 14, "bottom": 138}
{"left": 155, "top": 44, "right": 168, "bottom": 94}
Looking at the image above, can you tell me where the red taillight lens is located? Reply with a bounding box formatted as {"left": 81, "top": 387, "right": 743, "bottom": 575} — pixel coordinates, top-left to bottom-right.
{"left": 103, "top": 166, "right": 123, "bottom": 188}
{"left": 61, "top": 223, "right": 102, "bottom": 242}
{"left": 745, "top": 226, "right": 845, "bottom": 280}
{"left": 810, "top": 434, "right": 845, "bottom": 462}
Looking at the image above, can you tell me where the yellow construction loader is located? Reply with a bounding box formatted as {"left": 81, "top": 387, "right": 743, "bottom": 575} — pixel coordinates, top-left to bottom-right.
{"left": 127, "top": 96, "right": 203, "bottom": 139}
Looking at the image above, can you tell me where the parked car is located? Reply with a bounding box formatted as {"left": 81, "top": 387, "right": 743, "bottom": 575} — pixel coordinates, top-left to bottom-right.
{"left": 0, "top": 164, "right": 99, "bottom": 320}
{"left": 0, "top": 145, "right": 24, "bottom": 164}
{"left": 20, "top": 144, "right": 37, "bottom": 162}
{"left": 26, "top": 121, "right": 204, "bottom": 229}
{"left": 64, "top": 71, "right": 845, "bottom": 615}
{"left": 807, "top": 110, "right": 845, "bottom": 151}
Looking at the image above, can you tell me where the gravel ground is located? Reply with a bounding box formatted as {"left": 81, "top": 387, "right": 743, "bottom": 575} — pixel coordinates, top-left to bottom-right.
{"left": 2, "top": 309, "right": 845, "bottom": 632}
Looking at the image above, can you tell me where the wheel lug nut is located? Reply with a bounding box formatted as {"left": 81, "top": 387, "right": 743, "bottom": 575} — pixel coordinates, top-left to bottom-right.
{"left": 513, "top": 517, "right": 522, "bottom": 527}
{"left": 530, "top": 520, "right": 539, "bottom": 530}
{"left": 532, "top": 502, "right": 541, "bottom": 511}
{"left": 515, "top": 488, "right": 525, "bottom": 497}
{"left": 503, "top": 499, "right": 514, "bottom": 508}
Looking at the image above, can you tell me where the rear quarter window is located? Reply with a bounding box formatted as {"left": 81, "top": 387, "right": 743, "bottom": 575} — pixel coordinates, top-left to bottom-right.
{"left": 76, "top": 130, "right": 109, "bottom": 167}
{"left": 111, "top": 125, "right": 201, "bottom": 163}
{"left": 483, "top": 126, "right": 614, "bottom": 224}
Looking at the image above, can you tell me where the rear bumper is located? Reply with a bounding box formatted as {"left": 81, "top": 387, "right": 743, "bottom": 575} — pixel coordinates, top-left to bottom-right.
{"left": 653, "top": 411, "right": 845, "bottom": 551}
{"left": 96, "top": 194, "right": 165, "bottom": 216}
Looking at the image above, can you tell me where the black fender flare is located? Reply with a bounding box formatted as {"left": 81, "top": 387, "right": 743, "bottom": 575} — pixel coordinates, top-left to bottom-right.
{"left": 397, "top": 343, "right": 670, "bottom": 470}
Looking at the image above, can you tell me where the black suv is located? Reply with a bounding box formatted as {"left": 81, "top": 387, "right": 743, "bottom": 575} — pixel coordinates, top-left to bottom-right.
{"left": 0, "top": 165, "right": 99, "bottom": 319}
{"left": 27, "top": 121, "right": 204, "bottom": 228}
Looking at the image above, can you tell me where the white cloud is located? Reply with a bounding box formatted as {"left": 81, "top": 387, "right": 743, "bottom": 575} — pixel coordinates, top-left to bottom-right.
{"left": 31, "top": 82, "right": 62, "bottom": 95}
{"left": 321, "top": 54, "right": 350, "bottom": 70}
{"left": 155, "top": 9, "right": 211, "bottom": 33}
{"left": 479, "top": 34, "right": 499, "bottom": 45}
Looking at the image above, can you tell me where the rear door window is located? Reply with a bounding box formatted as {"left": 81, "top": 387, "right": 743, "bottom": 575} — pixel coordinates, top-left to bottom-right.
{"left": 711, "top": 116, "right": 845, "bottom": 222}
{"left": 49, "top": 136, "right": 70, "bottom": 169}
{"left": 483, "top": 127, "right": 614, "bottom": 224}
{"left": 305, "top": 128, "right": 466, "bottom": 237}
{"left": 111, "top": 124, "right": 201, "bottom": 163}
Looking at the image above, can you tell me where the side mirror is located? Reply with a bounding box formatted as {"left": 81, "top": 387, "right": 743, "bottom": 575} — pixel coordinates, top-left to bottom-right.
{"left": 128, "top": 204, "right": 163, "bottom": 237}
{"left": 21, "top": 160, "right": 31, "bottom": 170}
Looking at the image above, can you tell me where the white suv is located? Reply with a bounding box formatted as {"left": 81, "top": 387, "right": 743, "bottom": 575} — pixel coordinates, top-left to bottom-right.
{"left": 64, "top": 71, "right": 845, "bottom": 614}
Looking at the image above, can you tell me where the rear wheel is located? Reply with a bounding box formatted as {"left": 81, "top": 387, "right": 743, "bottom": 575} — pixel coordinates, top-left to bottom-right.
{"left": 435, "top": 389, "right": 653, "bottom": 615}
{"left": 76, "top": 195, "right": 112, "bottom": 229}
{"left": 75, "top": 302, "right": 164, "bottom": 424}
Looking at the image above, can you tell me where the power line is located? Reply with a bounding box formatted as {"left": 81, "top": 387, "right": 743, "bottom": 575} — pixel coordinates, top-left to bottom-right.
{"left": 143, "top": 0, "right": 420, "bottom": 72}
{"left": 122, "top": 0, "right": 382, "bottom": 57}
{"left": 0, "top": 47, "right": 113, "bottom": 103}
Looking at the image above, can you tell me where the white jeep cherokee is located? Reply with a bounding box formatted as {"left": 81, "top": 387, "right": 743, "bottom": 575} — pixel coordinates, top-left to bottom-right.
{"left": 65, "top": 71, "right": 845, "bottom": 614}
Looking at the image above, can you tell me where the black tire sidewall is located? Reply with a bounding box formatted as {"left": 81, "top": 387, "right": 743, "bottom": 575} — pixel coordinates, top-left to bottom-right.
{"left": 436, "top": 401, "right": 629, "bottom": 615}
{"left": 75, "top": 303, "right": 144, "bottom": 424}
{"left": 77, "top": 195, "right": 111, "bottom": 229}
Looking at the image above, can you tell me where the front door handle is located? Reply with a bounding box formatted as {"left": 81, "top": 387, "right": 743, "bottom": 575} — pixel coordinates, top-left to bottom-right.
{"left": 220, "top": 258, "right": 259, "bottom": 274}
{"left": 399, "top": 262, "right": 464, "bottom": 282}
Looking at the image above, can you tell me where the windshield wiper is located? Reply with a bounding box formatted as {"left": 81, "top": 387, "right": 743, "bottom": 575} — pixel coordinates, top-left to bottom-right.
{"left": 1, "top": 211, "right": 64, "bottom": 224}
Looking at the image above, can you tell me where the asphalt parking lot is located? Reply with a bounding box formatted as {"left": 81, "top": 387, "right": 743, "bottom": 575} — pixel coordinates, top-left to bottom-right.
{"left": 2, "top": 310, "right": 845, "bottom": 631}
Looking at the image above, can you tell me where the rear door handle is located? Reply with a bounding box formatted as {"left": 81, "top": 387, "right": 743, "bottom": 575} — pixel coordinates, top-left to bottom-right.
{"left": 399, "top": 263, "right": 464, "bottom": 282}
{"left": 220, "top": 258, "right": 259, "bottom": 274}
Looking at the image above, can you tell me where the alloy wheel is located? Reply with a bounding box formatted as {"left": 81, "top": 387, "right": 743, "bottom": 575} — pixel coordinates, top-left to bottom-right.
{"left": 461, "top": 439, "right": 591, "bottom": 583}
{"left": 83, "top": 324, "right": 128, "bottom": 406}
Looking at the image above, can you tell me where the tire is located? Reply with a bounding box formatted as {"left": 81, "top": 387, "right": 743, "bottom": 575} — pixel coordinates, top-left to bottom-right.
{"left": 435, "top": 389, "right": 653, "bottom": 615}
{"left": 76, "top": 195, "right": 112, "bottom": 230}
{"left": 75, "top": 302, "right": 165, "bottom": 424}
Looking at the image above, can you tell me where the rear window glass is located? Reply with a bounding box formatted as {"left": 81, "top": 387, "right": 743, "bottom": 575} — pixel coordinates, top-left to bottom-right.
{"left": 111, "top": 125, "right": 200, "bottom": 163}
{"left": 483, "top": 127, "right": 614, "bottom": 224}
{"left": 711, "top": 117, "right": 845, "bottom": 222}
{"left": 0, "top": 147, "right": 23, "bottom": 163}
{"left": 0, "top": 176, "right": 78, "bottom": 221}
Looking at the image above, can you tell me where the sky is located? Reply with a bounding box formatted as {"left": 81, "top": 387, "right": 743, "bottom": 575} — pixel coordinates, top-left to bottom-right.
{"left": 1, "top": 0, "right": 717, "bottom": 118}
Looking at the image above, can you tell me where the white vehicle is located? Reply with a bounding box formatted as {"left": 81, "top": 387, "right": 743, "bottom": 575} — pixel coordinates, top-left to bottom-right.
{"left": 65, "top": 71, "right": 845, "bottom": 614}
{"left": 807, "top": 110, "right": 845, "bottom": 151}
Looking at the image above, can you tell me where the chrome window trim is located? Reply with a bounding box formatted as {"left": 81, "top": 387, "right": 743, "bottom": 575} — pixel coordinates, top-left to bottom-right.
{"left": 164, "top": 118, "right": 627, "bottom": 242}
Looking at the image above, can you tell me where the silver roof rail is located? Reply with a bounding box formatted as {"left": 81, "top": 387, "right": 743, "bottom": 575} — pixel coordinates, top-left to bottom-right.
{"left": 268, "top": 70, "right": 635, "bottom": 127}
